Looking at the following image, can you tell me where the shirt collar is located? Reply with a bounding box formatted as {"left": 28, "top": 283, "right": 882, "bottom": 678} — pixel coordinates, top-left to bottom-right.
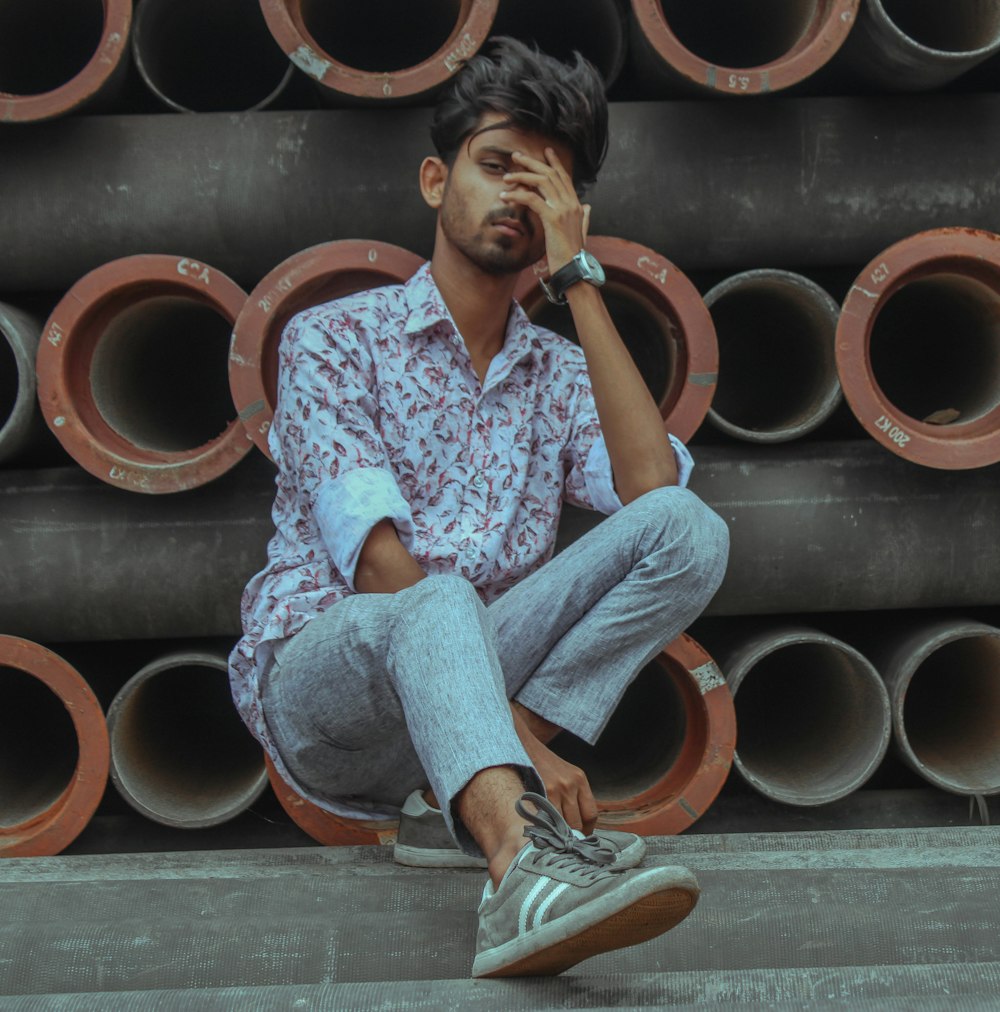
{"left": 402, "top": 261, "right": 537, "bottom": 367}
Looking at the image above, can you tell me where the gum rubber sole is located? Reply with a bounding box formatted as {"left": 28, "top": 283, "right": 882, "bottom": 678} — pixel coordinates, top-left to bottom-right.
{"left": 474, "top": 886, "right": 698, "bottom": 978}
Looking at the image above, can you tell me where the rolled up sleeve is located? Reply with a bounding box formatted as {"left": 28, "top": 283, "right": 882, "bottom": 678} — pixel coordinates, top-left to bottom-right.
{"left": 270, "top": 311, "right": 414, "bottom": 590}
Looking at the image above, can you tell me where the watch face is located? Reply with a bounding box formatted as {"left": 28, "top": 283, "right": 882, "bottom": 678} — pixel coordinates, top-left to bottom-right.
{"left": 582, "top": 251, "right": 606, "bottom": 284}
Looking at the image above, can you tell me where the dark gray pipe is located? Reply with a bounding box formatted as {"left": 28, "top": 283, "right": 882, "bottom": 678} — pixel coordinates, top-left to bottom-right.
{"left": 557, "top": 441, "right": 1000, "bottom": 617}
{"left": 707, "top": 624, "right": 890, "bottom": 805}
{"left": 7, "top": 96, "right": 1000, "bottom": 287}
{"left": 865, "top": 619, "right": 1000, "bottom": 796}
{"left": 491, "top": 0, "right": 628, "bottom": 87}
{"left": 132, "top": 0, "right": 294, "bottom": 112}
{"left": 703, "top": 270, "right": 842, "bottom": 443}
{"left": 106, "top": 650, "right": 268, "bottom": 828}
{"left": 0, "top": 301, "right": 45, "bottom": 465}
{"left": 0, "top": 458, "right": 275, "bottom": 643}
{"left": 837, "top": 0, "right": 1000, "bottom": 91}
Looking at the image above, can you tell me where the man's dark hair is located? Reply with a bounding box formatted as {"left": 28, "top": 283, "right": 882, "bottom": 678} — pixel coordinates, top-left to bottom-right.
{"left": 431, "top": 36, "right": 608, "bottom": 194}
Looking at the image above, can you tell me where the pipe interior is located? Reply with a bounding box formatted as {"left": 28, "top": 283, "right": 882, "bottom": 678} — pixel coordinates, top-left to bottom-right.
{"left": 733, "top": 642, "right": 887, "bottom": 802}
{"left": 709, "top": 279, "right": 838, "bottom": 434}
{"left": 657, "top": 0, "right": 820, "bottom": 68}
{"left": 879, "top": 0, "right": 1000, "bottom": 53}
{"left": 111, "top": 664, "right": 265, "bottom": 824}
{"left": 0, "top": 0, "right": 106, "bottom": 96}
{"left": 0, "top": 329, "right": 18, "bottom": 431}
{"left": 135, "top": 0, "right": 291, "bottom": 112}
{"left": 0, "top": 668, "right": 79, "bottom": 829}
{"left": 299, "top": 0, "right": 462, "bottom": 73}
{"left": 530, "top": 280, "right": 677, "bottom": 406}
{"left": 551, "top": 661, "right": 686, "bottom": 800}
{"left": 902, "top": 635, "right": 1000, "bottom": 792}
{"left": 491, "top": 0, "right": 626, "bottom": 84}
{"left": 90, "top": 296, "right": 236, "bottom": 454}
{"left": 869, "top": 273, "right": 1000, "bottom": 427}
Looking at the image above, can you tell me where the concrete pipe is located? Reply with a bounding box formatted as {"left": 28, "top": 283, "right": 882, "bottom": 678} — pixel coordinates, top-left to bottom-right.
{"left": 265, "top": 634, "right": 735, "bottom": 844}
{"left": 704, "top": 270, "right": 842, "bottom": 443}
{"left": 836, "top": 228, "right": 1000, "bottom": 470}
{"left": 557, "top": 441, "right": 1000, "bottom": 616}
{"left": 490, "top": 0, "right": 628, "bottom": 88}
{"left": 231, "top": 240, "right": 424, "bottom": 458}
{"left": 514, "top": 237, "right": 718, "bottom": 441}
{"left": 36, "top": 255, "right": 252, "bottom": 494}
{"left": 869, "top": 619, "right": 1000, "bottom": 797}
{"left": 711, "top": 625, "right": 891, "bottom": 806}
{"left": 627, "top": 0, "right": 858, "bottom": 96}
{"left": 10, "top": 99, "right": 1000, "bottom": 290}
{"left": 0, "top": 0, "right": 131, "bottom": 123}
{"left": 132, "top": 0, "right": 294, "bottom": 113}
{"left": 106, "top": 651, "right": 268, "bottom": 828}
{"left": 837, "top": 0, "right": 1000, "bottom": 91}
{"left": 0, "top": 301, "right": 46, "bottom": 466}
{"left": 0, "top": 636, "right": 109, "bottom": 857}
{"left": 258, "top": 0, "right": 498, "bottom": 103}
{"left": 0, "top": 461, "right": 275, "bottom": 643}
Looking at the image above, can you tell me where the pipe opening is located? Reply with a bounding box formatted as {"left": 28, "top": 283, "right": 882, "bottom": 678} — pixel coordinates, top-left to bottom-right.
{"left": 903, "top": 635, "right": 1000, "bottom": 792}
{"left": 90, "top": 296, "right": 236, "bottom": 453}
{"left": 135, "top": 0, "right": 292, "bottom": 112}
{"left": 0, "top": 667, "right": 79, "bottom": 829}
{"left": 551, "top": 661, "right": 686, "bottom": 800}
{"left": 657, "top": 0, "right": 820, "bottom": 68}
{"left": 298, "top": 0, "right": 463, "bottom": 73}
{"left": 491, "top": 0, "right": 626, "bottom": 84}
{"left": 734, "top": 642, "right": 887, "bottom": 803}
{"left": 709, "top": 278, "right": 838, "bottom": 436}
{"left": 111, "top": 663, "right": 265, "bottom": 825}
{"left": 869, "top": 273, "right": 1000, "bottom": 427}
{"left": 0, "top": 0, "right": 106, "bottom": 96}
{"left": 530, "top": 281, "right": 677, "bottom": 406}
{"left": 0, "top": 329, "right": 19, "bottom": 433}
{"left": 880, "top": 0, "right": 1000, "bottom": 53}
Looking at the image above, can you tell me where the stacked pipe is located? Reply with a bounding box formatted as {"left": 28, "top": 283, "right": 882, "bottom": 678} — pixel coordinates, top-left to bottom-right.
{"left": 4, "top": 3, "right": 1000, "bottom": 854}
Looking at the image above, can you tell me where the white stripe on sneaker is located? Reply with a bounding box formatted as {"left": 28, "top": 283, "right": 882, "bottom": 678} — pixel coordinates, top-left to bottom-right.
{"left": 518, "top": 878, "right": 548, "bottom": 938}
{"left": 531, "top": 881, "right": 568, "bottom": 930}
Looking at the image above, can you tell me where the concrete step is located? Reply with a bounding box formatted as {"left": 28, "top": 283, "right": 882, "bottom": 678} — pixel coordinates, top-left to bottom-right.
{"left": 1, "top": 827, "right": 998, "bottom": 1005}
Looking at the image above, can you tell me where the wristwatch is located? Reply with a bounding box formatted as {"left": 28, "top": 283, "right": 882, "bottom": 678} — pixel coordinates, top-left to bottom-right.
{"left": 539, "top": 250, "right": 606, "bottom": 306}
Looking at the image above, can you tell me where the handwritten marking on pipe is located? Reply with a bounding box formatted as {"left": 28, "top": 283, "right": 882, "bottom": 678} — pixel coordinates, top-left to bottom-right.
{"left": 727, "top": 74, "right": 751, "bottom": 92}
{"left": 109, "top": 465, "right": 151, "bottom": 490}
{"left": 177, "top": 259, "right": 211, "bottom": 284}
{"left": 444, "top": 33, "right": 479, "bottom": 74}
{"left": 870, "top": 262, "right": 891, "bottom": 285}
{"left": 53, "top": 417, "right": 66, "bottom": 427}
{"left": 688, "top": 372, "right": 718, "bottom": 387}
{"left": 678, "top": 797, "right": 699, "bottom": 819}
{"left": 636, "top": 256, "right": 668, "bottom": 285}
{"left": 851, "top": 286, "right": 880, "bottom": 299}
{"left": 291, "top": 45, "right": 332, "bottom": 81}
{"left": 875, "top": 415, "right": 911, "bottom": 448}
{"left": 238, "top": 399, "right": 266, "bottom": 422}
{"left": 368, "top": 248, "right": 378, "bottom": 263}
{"left": 46, "top": 323, "right": 64, "bottom": 347}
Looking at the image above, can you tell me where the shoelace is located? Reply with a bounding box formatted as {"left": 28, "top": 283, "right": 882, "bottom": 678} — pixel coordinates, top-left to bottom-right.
{"left": 515, "top": 792, "right": 618, "bottom": 880}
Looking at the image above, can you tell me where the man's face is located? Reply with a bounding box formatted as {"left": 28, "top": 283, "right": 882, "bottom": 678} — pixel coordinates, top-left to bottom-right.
{"left": 436, "top": 112, "right": 575, "bottom": 275}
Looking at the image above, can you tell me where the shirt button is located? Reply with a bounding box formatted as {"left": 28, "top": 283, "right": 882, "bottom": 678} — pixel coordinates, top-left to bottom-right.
{"left": 472, "top": 474, "right": 485, "bottom": 488}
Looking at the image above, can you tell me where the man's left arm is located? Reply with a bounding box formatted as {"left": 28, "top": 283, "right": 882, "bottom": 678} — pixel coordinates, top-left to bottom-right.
{"left": 503, "top": 148, "right": 678, "bottom": 504}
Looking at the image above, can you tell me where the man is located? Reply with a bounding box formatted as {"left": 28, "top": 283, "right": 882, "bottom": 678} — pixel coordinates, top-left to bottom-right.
{"left": 229, "top": 37, "right": 728, "bottom": 978}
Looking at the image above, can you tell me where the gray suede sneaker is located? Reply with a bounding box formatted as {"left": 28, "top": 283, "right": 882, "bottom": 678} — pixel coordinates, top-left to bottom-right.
{"left": 392, "top": 790, "right": 647, "bottom": 870}
{"left": 471, "top": 792, "right": 699, "bottom": 978}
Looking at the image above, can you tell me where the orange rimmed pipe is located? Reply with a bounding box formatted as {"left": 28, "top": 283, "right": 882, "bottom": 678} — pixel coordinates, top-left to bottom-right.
{"left": 36, "top": 255, "right": 252, "bottom": 494}
{"left": 265, "top": 634, "right": 735, "bottom": 844}
{"left": 258, "top": 0, "right": 498, "bottom": 103}
{"left": 0, "top": 636, "right": 109, "bottom": 857}
{"left": 836, "top": 227, "right": 1000, "bottom": 470}
{"left": 0, "top": 0, "right": 132, "bottom": 123}
{"left": 514, "top": 236, "right": 718, "bottom": 442}
{"left": 628, "top": 0, "right": 858, "bottom": 96}
{"left": 230, "top": 239, "right": 424, "bottom": 459}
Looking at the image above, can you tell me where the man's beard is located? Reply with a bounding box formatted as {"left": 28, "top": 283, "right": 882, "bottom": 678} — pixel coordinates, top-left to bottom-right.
{"left": 440, "top": 188, "right": 538, "bottom": 275}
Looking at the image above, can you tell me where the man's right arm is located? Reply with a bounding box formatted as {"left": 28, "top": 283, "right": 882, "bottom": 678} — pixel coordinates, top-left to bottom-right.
{"left": 355, "top": 519, "right": 426, "bottom": 594}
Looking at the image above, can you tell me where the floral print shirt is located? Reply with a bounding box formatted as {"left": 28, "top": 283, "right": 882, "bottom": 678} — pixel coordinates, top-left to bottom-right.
{"left": 229, "top": 262, "right": 693, "bottom": 816}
